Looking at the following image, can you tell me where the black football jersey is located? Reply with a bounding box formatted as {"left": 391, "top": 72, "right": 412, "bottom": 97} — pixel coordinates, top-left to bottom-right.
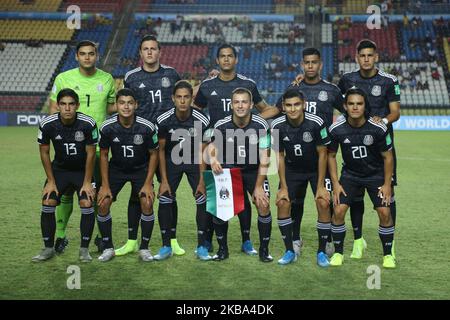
{"left": 338, "top": 69, "right": 400, "bottom": 119}
{"left": 157, "top": 107, "right": 210, "bottom": 164}
{"left": 271, "top": 113, "right": 331, "bottom": 173}
{"left": 38, "top": 112, "right": 98, "bottom": 171}
{"left": 276, "top": 80, "right": 344, "bottom": 127}
{"left": 124, "top": 65, "right": 181, "bottom": 123}
{"left": 99, "top": 115, "right": 158, "bottom": 172}
{"left": 194, "top": 74, "right": 263, "bottom": 125}
{"left": 328, "top": 117, "right": 393, "bottom": 179}
{"left": 212, "top": 114, "right": 270, "bottom": 172}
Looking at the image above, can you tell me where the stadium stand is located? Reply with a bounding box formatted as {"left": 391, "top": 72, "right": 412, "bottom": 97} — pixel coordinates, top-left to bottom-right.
{"left": 0, "top": 20, "right": 74, "bottom": 41}
{"left": 336, "top": 22, "right": 400, "bottom": 61}
{"left": 59, "top": 0, "right": 125, "bottom": 13}
{"left": 0, "top": 43, "right": 67, "bottom": 93}
{"left": 0, "top": 0, "right": 62, "bottom": 12}
{"left": 146, "top": 0, "right": 274, "bottom": 14}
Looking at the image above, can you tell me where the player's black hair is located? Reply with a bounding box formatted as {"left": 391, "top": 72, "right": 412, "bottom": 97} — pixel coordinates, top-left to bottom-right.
{"left": 302, "top": 47, "right": 321, "bottom": 59}
{"left": 140, "top": 34, "right": 161, "bottom": 50}
{"left": 173, "top": 80, "right": 193, "bottom": 96}
{"left": 282, "top": 88, "right": 305, "bottom": 102}
{"left": 216, "top": 43, "right": 237, "bottom": 58}
{"left": 57, "top": 88, "right": 79, "bottom": 104}
{"left": 344, "top": 87, "right": 371, "bottom": 117}
{"left": 76, "top": 40, "right": 97, "bottom": 53}
{"left": 232, "top": 87, "right": 253, "bottom": 102}
{"left": 116, "top": 88, "right": 137, "bottom": 102}
{"left": 356, "top": 39, "right": 377, "bottom": 53}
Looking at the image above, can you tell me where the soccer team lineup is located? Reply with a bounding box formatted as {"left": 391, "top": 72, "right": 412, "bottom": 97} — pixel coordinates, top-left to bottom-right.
{"left": 34, "top": 35, "right": 401, "bottom": 270}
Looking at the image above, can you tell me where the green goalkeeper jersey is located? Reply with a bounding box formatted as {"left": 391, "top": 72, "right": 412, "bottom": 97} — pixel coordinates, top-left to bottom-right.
{"left": 50, "top": 68, "right": 115, "bottom": 126}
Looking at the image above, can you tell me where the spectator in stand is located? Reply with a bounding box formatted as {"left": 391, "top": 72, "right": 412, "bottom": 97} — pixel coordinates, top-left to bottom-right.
{"left": 432, "top": 69, "right": 441, "bottom": 80}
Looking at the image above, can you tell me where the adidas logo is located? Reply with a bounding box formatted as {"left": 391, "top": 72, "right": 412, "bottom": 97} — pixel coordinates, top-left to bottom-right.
{"left": 344, "top": 138, "right": 351, "bottom": 143}
{"left": 227, "top": 137, "right": 234, "bottom": 142}
{"left": 74, "top": 86, "right": 80, "bottom": 91}
{"left": 211, "top": 91, "right": 218, "bottom": 96}
{"left": 283, "top": 136, "right": 290, "bottom": 141}
{"left": 113, "top": 137, "right": 120, "bottom": 142}
{"left": 169, "top": 129, "right": 175, "bottom": 133}
{"left": 55, "top": 135, "right": 62, "bottom": 140}
{"left": 139, "top": 83, "right": 146, "bottom": 88}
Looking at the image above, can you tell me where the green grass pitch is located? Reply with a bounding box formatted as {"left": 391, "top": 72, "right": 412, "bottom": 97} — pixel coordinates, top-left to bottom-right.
{"left": 0, "top": 127, "right": 449, "bottom": 299}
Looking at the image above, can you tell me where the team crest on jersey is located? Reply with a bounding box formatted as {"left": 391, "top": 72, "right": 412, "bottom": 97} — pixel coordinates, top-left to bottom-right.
{"left": 219, "top": 187, "right": 230, "bottom": 200}
{"left": 188, "top": 127, "right": 197, "bottom": 137}
{"left": 318, "top": 91, "right": 328, "bottom": 101}
{"left": 161, "top": 77, "right": 171, "bottom": 88}
{"left": 303, "top": 132, "right": 313, "bottom": 143}
{"left": 363, "top": 135, "right": 374, "bottom": 146}
{"left": 97, "top": 84, "right": 103, "bottom": 92}
{"left": 75, "top": 131, "right": 85, "bottom": 142}
{"left": 248, "top": 134, "right": 258, "bottom": 145}
{"left": 133, "top": 134, "right": 144, "bottom": 145}
{"left": 371, "top": 85, "right": 381, "bottom": 97}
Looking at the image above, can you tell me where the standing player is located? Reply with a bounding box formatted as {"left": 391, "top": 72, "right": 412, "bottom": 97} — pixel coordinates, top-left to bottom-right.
{"left": 155, "top": 81, "right": 211, "bottom": 261}
{"left": 33, "top": 89, "right": 97, "bottom": 262}
{"left": 96, "top": 88, "right": 159, "bottom": 262}
{"left": 50, "top": 40, "right": 116, "bottom": 254}
{"left": 337, "top": 39, "right": 400, "bottom": 259}
{"left": 195, "top": 44, "right": 279, "bottom": 256}
{"left": 123, "top": 35, "right": 185, "bottom": 256}
{"left": 277, "top": 47, "right": 344, "bottom": 256}
{"left": 272, "top": 89, "right": 332, "bottom": 266}
{"left": 208, "top": 88, "right": 273, "bottom": 262}
{"left": 327, "top": 88, "right": 396, "bottom": 268}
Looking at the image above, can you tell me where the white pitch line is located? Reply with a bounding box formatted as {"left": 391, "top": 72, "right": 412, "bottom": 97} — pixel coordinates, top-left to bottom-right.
{"left": 398, "top": 156, "right": 450, "bottom": 162}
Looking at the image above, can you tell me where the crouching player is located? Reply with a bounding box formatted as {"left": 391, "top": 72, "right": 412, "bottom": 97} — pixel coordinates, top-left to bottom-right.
{"left": 96, "top": 88, "right": 159, "bottom": 262}
{"left": 33, "top": 88, "right": 97, "bottom": 262}
{"left": 156, "top": 80, "right": 211, "bottom": 261}
{"left": 327, "top": 87, "right": 396, "bottom": 268}
{"left": 271, "top": 89, "right": 332, "bottom": 266}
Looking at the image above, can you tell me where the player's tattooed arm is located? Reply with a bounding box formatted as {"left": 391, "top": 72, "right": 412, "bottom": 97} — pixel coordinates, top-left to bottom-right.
{"left": 275, "top": 151, "right": 290, "bottom": 204}
{"left": 40, "top": 144, "right": 58, "bottom": 200}
{"left": 327, "top": 151, "right": 346, "bottom": 206}
{"left": 97, "top": 148, "right": 112, "bottom": 206}
{"left": 80, "top": 144, "right": 96, "bottom": 202}
{"left": 157, "top": 137, "right": 172, "bottom": 197}
{"left": 315, "top": 146, "right": 330, "bottom": 202}
{"left": 256, "top": 100, "right": 280, "bottom": 119}
{"left": 141, "top": 149, "right": 158, "bottom": 206}
{"left": 207, "top": 143, "right": 223, "bottom": 174}
{"left": 253, "top": 149, "right": 270, "bottom": 208}
{"left": 107, "top": 103, "right": 117, "bottom": 115}
{"left": 379, "top": 150, "right": 394, "bottom": 206}
{"left": 195, "top": 143, "right": 208, "bottom": 197}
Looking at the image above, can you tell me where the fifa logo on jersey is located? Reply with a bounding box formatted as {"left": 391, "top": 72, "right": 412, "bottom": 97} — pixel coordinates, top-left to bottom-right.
{"left": 66, "top": 5, "right": 81, "bottom": 30}
{"left": 219, "top": 187, "right": 230, "bottom": 200}
{"left": 97, "top": 84, "right": 104, "bottom": 92}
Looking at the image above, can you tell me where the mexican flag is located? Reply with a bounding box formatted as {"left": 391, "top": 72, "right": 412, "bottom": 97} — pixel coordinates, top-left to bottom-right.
{"left": 203, "top": 168, "right": 245, "bottom": 221}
